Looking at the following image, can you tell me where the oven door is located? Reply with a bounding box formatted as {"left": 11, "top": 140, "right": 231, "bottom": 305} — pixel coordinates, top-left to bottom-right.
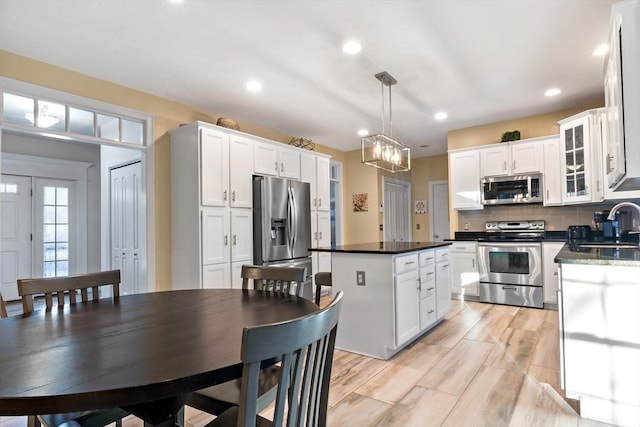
{"left": 478, "top": 242, "right": 542, "bottom": 286}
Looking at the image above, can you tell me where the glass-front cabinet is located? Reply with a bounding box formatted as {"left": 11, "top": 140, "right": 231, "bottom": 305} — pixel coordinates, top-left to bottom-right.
{"left": 558, "top": 110, "right": 603, "bottom": 204}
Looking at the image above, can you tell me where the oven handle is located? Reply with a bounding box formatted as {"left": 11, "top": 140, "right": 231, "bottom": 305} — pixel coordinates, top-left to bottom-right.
{"left": 478, "top": 242, "right": 541, "bottom": 248}
{"left": 502, "top": 286, "right": 519, "bottom": 291}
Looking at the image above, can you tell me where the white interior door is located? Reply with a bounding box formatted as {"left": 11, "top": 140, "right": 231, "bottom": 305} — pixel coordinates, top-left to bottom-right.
{"left": 1, "top": 175, "right": 32, "bottom": 300}
{"left": 110, "top": 161, "right": 145, "bottom": 295}
{"left": 429, "top": 181, "right": 450, "bottom": 242}
{"left": 383, "top": 178, "right": 411, "bottom": 242}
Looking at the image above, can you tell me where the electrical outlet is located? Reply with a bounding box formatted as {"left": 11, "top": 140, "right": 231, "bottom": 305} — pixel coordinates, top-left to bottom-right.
{"left": 356, "top": 271, "right": 366, "bottom": 286}
{"left": 416, "top": 223, "right": 421, "bottom": 230}
{"left": 379, "top": 224, "right": 383, "bottom": 231}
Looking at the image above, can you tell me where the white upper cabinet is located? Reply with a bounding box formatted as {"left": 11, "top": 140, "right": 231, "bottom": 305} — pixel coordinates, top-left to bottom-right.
{"left": 559, "top": 110, "right": 603, "bottom": 204}
{"left": 301, "top": 152, "right": 330, "bottom": 212}
{"left": 480, "top": 140, "right": 543, "bottom": 177}
{"left": 449, "top": 149, "right": 483, "bottom": 210}
{"left": 254, "top": 140, "right": 301, "bottom": 180}
{"left": 542, "top": 136, "right": 563, "bottom": 206}
{"left": 200, "top": 129, "right": 229, "bottom": 207}
{"left": 228, "top": 135, "right": 254, "bottom": 208}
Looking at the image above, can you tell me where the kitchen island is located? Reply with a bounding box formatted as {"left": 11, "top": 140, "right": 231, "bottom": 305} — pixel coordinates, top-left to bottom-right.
{"left": 311, "top": 241, "right": 451, "bottom": 360}
{"left": 555, "top": 243, "right": 640, "bottom": 427}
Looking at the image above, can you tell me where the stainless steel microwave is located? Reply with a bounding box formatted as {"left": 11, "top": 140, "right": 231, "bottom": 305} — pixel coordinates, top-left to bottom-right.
{"left": 481, "top": 174, "right": 542, "bottom": 205}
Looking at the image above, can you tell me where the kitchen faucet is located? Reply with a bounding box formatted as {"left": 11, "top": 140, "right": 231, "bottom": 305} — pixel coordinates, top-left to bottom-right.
{"left": 607, "top": 201, "right": 640, "bottom": 233}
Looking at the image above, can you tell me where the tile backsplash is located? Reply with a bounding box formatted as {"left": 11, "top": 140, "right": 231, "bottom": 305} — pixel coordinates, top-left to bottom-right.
{"left": 457, "top": 202, "right": 637, "bottom": 232}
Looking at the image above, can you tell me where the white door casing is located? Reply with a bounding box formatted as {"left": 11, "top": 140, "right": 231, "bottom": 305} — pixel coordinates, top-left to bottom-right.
{"left": 429, "top": 181, "right": 450, "bottom": 242}
{"left": 383, "top": 177, "right": 411, "bottom": 242}
{"left": 1, "top": 175, "right": 32, "bottom": 300}
{"left": 110, "top": 161, "right": 145, "bottom": 295}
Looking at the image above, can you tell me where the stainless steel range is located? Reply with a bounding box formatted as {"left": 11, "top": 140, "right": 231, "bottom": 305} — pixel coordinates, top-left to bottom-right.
{"left": 477, "top": 220, "right": 544, "bottom": 308}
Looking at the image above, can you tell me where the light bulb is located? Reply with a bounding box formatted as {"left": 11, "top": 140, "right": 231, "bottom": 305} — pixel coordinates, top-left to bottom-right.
{"left": 374, "top": 142, "right": 382, "bottom": 158}
{"left": 393, "top": 149, "right": 400, "bottom": 164}
{"left": 384, "top": 145, "right": 391, "bottom": 161}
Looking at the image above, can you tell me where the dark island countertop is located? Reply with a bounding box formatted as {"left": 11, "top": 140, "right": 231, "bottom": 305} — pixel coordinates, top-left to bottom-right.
{"left": 555, "top": 242, "right": 640, "bottom": 266}
{"left": 309, "top": 241, "right": 451, "bottom": 255}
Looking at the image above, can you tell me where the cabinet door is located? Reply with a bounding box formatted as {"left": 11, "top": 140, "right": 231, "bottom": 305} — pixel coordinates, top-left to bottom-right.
{"left": 511, "top": 140, "right": 543, "bottom": 174}
{"left": 419, "top": 265, "right": 435, "bottom": 299}
{"left": 480, "top": 145, "right": 509, "bottom": 177}
{"left": 201, "top": 209, "right": 229, "bottom": 265}
{"left": 231, "top": 209, "right": 252, "bottom": 262}
{"left": 202, "top": 263, "right": 230, "bottom": 289}
{"left": 229, "top": 136, "right": 254, "bottom": 208}
{"left": 450, "top": 251, "right": 479, "bottom": 296}
{"left": 542, "top": 242, "right": 563, "bottom": 304}
{"left": 542, "top": 137, "right": 563, "bottom": 206}
{"left": 561, "top": 116, "right": 593, "bottom": 204}
{"left": 300, "top": 153, "right": 316, "bottom": 210}
{"left": 254, "top": 140, "right": 279, "bottom": 176}
{"left": 394, "top": 269, "right": 420, "bottom": 346}
{"left": 419, "top": 295, "right": 437, "bottom": 330}
{"left": 200, "top": 129, "right": 229, "bottom": 207}
{"left": 231, "top": 261, "right": 244, "bottom": 289}
{"left": 316, "top": 211, "right": 331, "bottom": 248}
{"left": 449, "top": 150, "right": 483, "bottom": 210}
{"left": 315, "top": 156, "right": 331, "bottom": 211}
{"left": 279, "top": 147, "right": 301, "bottom": 180}
{"left": 436, "top": 261, "right": 451, "bottom": 318}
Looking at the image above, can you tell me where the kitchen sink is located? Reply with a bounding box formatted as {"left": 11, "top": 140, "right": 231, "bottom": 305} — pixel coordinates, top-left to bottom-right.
{"left": 577, "top": 242, "right": 640, "bottom": 249}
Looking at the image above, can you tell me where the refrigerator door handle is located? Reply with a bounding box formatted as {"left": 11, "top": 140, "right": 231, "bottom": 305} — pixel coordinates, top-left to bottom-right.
{"left": 287, "top": 186, "right": 295, "bottom": 251}
{"left": 291, "top": 186, "right": 298, "bottom": 249}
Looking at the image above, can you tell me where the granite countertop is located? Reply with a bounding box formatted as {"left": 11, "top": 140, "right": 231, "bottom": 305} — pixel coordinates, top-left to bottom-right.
{"left": 309, "top": 241, "right": 451, "bottom": 254}
{"left": 555, "top": 242, "right": 640, "bottom": 266}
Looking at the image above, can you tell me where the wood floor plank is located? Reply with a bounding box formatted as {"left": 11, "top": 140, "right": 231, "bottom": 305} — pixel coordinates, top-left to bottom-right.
{"left": 528, "top": 365, "right": 563, "bottom": 398}
{"left": 418, "top": 338, "right": 495, "bottom": 396}
{"left": 419, "top": 305, "right": 483, "bottom": 349}
{"left": 465, "top": 304, "right": 519, "bottom": 343}
{"left": 327, "top": 393, "right": 392, "bottom": 427}
{"left": 328, "top": 349, "right": 388, "bottom": 407}
{"left": 441, "top": 365, "right": 526, "bottom": 427}
{"left": 530, "top": 326, "right": 560, "bottom": 370}
{"left": 509, "top": 307, "right": 547, "bottom": 332}
{"left": 484, "top": 327, "right": 540, "bottom": 372}
{"left": 354, "top": 342, "right": 446, "bottom": 404}
{"left": 371, "top": 385, "right": 458, "bottom": 427}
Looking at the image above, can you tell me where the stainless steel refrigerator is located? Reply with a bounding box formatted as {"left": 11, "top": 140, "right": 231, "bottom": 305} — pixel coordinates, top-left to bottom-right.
{"left": 252, "top": 175, "right": 313, "bottom": 296}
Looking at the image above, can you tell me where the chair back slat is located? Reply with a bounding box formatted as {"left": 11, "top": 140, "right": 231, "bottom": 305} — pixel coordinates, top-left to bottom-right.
{"left": 0, "top": 292, "right": 8, "bottom": 318}
{"left": 237, "top": 291, "right": 343, "bottom": 427}
{"left": 17, "top": 270, "right": 121, "bottom": 314}
{"left": 241, "top": 265, "right": 307, "bottom": 297}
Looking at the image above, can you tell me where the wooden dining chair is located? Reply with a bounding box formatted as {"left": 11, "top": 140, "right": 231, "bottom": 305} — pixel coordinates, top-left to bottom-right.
{"left": 185, "top": 265, "right": 309, "bottom": 418}
{"left": 0, "top": 291, "right": 8, "bottom": 318}
{"left": 205, "top": 291, "right": 343, "bottom": 427}
{"left": 18, "top": 269, "right": 121, "bottom": 314}
{"left": 241, "top": 264, "right": 308, "bottom": 297}
{"left": 17, "top": 270, "right": 128, "bottom": 427}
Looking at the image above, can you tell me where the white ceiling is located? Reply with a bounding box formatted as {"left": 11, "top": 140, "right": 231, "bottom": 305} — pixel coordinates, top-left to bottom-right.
{"left": 0, "top": 0, "right": 617, "bottom": 158}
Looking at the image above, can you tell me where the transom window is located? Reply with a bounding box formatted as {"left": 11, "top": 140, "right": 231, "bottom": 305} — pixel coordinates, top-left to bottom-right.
{"left": 2, "top": 91, "right": 145, "bottom": 145}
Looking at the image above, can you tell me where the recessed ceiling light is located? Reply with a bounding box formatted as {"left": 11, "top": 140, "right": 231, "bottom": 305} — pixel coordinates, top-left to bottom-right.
{"left": 167, "top": 0, "right": 184, "bottom": 3}
{"left": 434, "top": 112, "right": 448, "bottom": 121}
{"left": 342, "top": 41, "right": 361, "bottom": 55}
{"left": 545, "top": 88, "right": 562, "bottom": 97}
{"left": 592, "top": 44, "right": 609, "bottom": 57}
{"left": 358, "top": 128, "right": 369, "bottom": 136}
{"left": 246, "top": 80, "right": 262, "bottom": 92}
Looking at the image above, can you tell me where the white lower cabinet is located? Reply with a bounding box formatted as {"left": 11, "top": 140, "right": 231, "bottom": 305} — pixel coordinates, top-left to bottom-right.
{"left": 435, "top": 247, "right": 451, "bottom": 318}
{"left": 449, "top": 242, "right": 479, "bottom": 297}
{"left": 394, "top": 268, "right": 420, "bottom": 346}
{"left": 202, "top": 263, "right": 230, "bottom": 289}
{"left": 542, "top": 242, "right": 563, "bottom": 305}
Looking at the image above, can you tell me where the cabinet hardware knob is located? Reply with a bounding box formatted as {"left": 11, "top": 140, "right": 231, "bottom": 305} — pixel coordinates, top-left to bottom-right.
{"left": 233, "top": 235, "right": 237, "bottom": 245}
{"left": 280, "top": 163, "right": 284, "bottom": 173}
{"left": 503, "top": 160, "right": 507, "bottom": 171}
{"left": 232, "top": 191, "right": 236, "bottom": 201}
{"left": 442, "top": 264, "right": 449, "bottom": 268}
{"left": 472, "top": 259, "right": 475, "bottom": 268}
{"left": 223, "top": 190, "right": 227, "bottom": 201}
{"left": 224, "top": 235, "right": 228, "bottom": 246}
{"left": 428, "top": 309, "right": 435, "bottom": 314}
{"left": 318, "top": 198, "right": 321, "bottom": 207}
{"left": 427, "top": 287, "right": 434, "bottom": 291}
{"left": 275, "top": 161, "right": 278, "bottom": 171}
{"left": 318, "top": 232, "right": 322, "bottom": 239}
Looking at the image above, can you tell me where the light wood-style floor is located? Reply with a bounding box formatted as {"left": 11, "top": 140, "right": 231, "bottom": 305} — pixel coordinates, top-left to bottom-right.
{"left": 0, "top": 296, "right": 615, "bottom": 427}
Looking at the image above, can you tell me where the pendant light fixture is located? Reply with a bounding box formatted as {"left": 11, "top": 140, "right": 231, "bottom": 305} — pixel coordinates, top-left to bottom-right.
{"left": 361, "top": 71, "right": 410, "bottom": 172}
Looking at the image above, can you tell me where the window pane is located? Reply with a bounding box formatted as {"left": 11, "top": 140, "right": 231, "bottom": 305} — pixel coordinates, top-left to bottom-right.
{"left": 57, "top": 206, "right": 68, "bottom": 223}
{"left": 44, "top": 243, "right": 56, "bottom": 261}
{"left": 564, "top": 129, "right": 573, "bottom": 151}
{"left": 122, "top": 118, "right": 143, "bottom": 144}
{"left": 43, "top": 261, "right": 56, "bottom": 277}
{"left": 56, "top": 188, "right": 68, "bottom": 205}
{"left": 44, "top": 187, "right": 56, "bottom": 205}
{"left": 575, "top": 125, "right": 584, "bottom": 149}
{"left": 56, "top": 243, "right": 68, "bottom": 261}
{"left": 2, "top": 92, "right": 34, "bottom": 126}
{"left": 37, "top": 100, "right": 66, "bottom": 132}
{"left": 56, "top": 225, "right": 69, "bottom": 242}
{"left": 97, "top": 114, "right": 120, "bottom": 141}
{"left": 43, "top": 206, "right": 56, "bottom": 223}
{"left": 69, "top": 107, "right": 95, "bottom": 136}
{"left": 57, "top": 261, "right": 69, "bottom": 276}
{"left": 43, "top": 224, "right": 56, "bottom": 242}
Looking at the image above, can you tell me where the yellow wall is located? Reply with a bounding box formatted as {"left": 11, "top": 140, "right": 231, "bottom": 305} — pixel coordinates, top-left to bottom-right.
{"left": 446, "top": 102, "right": 603, "bottom": 233}
{"left": 0, "top": 50, "right": 338, "bottom": 290}
{"left": 410, "top": 154, "right": 449, "bottom": 241}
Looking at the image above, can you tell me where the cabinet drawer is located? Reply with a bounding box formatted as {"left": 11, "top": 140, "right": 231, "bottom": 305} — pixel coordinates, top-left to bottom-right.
{"left": 435, "top": 248, "right": 450, "bottom": 263}
{"left": 394, "top": 254, "right": 419, "bottom": 274}
{"left": 450, "top": 242, "right": 477, "bottom": 253}
{"left": 420, "top": 295, "right": 437, "bottom": 330}
{"left": 419, "top": 250, "right": 436, "bottom": 267}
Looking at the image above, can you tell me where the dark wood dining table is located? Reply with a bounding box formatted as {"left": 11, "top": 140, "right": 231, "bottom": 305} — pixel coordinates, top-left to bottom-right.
{"left": 0, "top": 289, "right": 318, "bottom": 426}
